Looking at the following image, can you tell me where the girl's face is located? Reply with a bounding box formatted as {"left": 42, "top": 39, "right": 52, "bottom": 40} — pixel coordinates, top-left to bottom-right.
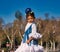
{"left": 27, "top": 16, "right": 34, "bottom": 23}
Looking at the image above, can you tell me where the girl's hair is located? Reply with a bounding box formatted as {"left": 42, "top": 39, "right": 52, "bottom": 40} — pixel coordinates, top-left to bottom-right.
{"left": 25, "top": 8, "right": 35, "bottom": 19}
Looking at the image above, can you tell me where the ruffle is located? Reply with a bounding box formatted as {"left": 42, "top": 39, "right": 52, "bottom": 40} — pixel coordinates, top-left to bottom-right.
{"left": 29, "top": 32, "right": 42, "bottom": 39}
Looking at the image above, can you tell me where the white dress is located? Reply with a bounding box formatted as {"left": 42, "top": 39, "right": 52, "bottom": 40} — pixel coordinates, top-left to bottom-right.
{"left": 15, "top": 23, "right": 44, "bottom": 52}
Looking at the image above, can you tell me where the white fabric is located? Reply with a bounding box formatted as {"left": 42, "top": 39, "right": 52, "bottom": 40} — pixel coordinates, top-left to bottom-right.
{"left": 15, "top": 43, "right": 43, "bottom": 52}
{"left": 25, "top": 23, "right": 32, "bottom": 32}
{"left": 29, "top": 33, "right": 42, "bottom": 39}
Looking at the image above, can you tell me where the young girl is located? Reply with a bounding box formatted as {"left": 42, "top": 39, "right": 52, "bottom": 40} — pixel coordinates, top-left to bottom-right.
{"left": 15, "top": 8, "right": 43, "bottom": 52}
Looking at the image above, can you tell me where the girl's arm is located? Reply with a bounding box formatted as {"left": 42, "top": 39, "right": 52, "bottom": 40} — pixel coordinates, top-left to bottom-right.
{"left": 29, "top": 23, "right": 42, "bottom": 39}
{"left": 26, "top": 23, "right": 42, "bottom": 44}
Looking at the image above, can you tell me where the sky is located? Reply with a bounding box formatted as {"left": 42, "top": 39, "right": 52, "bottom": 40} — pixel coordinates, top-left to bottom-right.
{"left": 0, "top": 0, "right": 60, "bottom": 24}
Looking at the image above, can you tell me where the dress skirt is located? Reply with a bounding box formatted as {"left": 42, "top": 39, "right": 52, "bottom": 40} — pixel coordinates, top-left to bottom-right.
{"left": 15, "top": 43, "right": 44, "bottom": 52}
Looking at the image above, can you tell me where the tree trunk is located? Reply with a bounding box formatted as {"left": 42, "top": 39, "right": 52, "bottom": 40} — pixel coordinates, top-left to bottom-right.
{"left": 40, "top": 38, "right": 43, "bottom": 46}
{"left": 53, "top": 40, "right": 55, "bottom": 51}
{"left": 0, "top": 41, "right": 1, "bottom": 49}
{"left": 10, "top": 40, "right": 13, "bottom": 49}
{"left": 50, "top": 40, "right": 53, "bottom": 50}
{"left": 46, "top": 42, "right": 48, "bottom": 51}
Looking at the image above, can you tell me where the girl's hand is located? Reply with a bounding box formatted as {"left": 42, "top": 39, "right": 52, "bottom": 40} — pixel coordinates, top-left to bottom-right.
{"left": 26, "top": 40, "right": 30, "bottom": 44}
{"left": 26, "top": 37, "right": 34, "bottom": 44}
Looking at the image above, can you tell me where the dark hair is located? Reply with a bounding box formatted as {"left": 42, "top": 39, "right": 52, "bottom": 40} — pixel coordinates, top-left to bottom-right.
{"left": 25, "top": 8, "right": 35, "bottom": 19}
{"left": 26, "top": 11, "right": 35, "bottom": 19}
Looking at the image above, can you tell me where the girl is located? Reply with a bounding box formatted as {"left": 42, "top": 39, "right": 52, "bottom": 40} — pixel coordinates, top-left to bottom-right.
{"left": 15, "top": 8, "right": 44, "bottom": 52}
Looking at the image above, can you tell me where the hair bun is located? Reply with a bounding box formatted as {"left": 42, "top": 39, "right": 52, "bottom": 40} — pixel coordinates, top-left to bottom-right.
{"left": 25, "top": 8, "right": 32, "bottom": 14}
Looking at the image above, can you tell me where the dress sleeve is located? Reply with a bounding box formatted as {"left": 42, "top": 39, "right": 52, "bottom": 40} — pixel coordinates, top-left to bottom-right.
{"left": 29, "top": 23, "right": 42, "bottom": 39}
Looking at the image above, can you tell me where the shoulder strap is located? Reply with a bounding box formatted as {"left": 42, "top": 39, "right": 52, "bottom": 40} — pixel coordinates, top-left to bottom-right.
{"left": 25, "top": 24, "right": 32, "bottom": 33}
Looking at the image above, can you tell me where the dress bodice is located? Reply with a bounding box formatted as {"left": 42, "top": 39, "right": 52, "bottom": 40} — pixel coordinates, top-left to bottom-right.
{"left": 22, "top": 23, "right": 38, "bottom": 46}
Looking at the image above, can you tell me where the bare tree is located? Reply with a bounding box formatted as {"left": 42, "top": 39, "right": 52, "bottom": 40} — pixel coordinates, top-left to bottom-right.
{"left": 0, "top": 18, "right": 4, "bottom": 50}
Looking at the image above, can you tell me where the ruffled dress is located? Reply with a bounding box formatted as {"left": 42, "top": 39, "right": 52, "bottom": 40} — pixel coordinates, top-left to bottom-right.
{"left": 15, "top": 23, "right": 44, "bottom": 52}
